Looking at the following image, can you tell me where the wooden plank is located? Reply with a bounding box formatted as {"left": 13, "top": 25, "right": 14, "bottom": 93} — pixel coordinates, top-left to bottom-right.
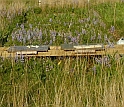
{"left": 75, "top": 50, "right": 96, "bottom": 53}
{"left": 16, "top": 51, "right": 37, "bottom": 55}
{"left": 50, "top": 46, "right": 61, "bottom": 50}
{"left": 73, "top": 44, "right": 104, "bottom": 50}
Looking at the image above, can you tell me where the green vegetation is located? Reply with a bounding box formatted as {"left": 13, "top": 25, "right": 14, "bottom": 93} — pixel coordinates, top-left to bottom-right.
{"left": 0, "top": 0, "right": 124, "bottom": 107}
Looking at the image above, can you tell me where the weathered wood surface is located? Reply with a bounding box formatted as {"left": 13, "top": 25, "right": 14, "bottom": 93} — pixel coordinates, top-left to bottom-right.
{"left": 0, "top": 45, "right": 124, "bottom": 58}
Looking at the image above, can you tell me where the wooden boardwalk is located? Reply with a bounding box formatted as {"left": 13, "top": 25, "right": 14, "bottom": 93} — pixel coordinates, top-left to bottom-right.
{"left": 0, "top": 45, "right": 124, "bottom": 58}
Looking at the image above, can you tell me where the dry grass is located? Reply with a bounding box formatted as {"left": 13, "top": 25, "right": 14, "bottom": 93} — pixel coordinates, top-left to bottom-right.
{"left": 0, "top": 0, "right": 120, "bottom": 23}
{"left": 0, "top": 0, "right": 121, "bottom": 9}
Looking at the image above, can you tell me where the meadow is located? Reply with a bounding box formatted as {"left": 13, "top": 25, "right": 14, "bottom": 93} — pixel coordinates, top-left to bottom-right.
{"left": 0, "top": 0, "right": 124, "bottom": 107}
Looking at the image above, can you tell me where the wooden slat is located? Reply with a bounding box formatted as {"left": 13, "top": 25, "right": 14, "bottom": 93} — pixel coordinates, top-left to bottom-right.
{"left": 75, "top": 50, "right": 96, "bottom": 53}
{"left": 16, "top": 51, "right": 37, "bottom": 55}
{"left": 0, "top": 44, "right": 124, "bottom": 58}
{"left": 73, "top": 45, "right": 103, "bottom": 50}
{"left": 50, "top": 46, "right": 61, "bottom": 50}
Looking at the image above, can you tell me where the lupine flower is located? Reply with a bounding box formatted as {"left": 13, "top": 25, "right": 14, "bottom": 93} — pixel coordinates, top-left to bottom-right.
{"left": 16, "top": 23, "right": 19, "bottom": 28}
{"left": 93, "top": 10, "right": 100, "bottom": 18}
{"left": 110, "top": 25, "right": 115, "bottom": 33}
{"left": 22, "top": 29, "right": 27, "bottom": 35}
{"left": 104, "top": 34, "right": 108, "bottom": 41}
{"left": 30, "top": 31, "right": 34, "bottom": 37}
{"left": 100, "top": 21, "right": 106, "bottom": 29}
{"left": 11, "top": 33, "right": 15, "bottom": 41}
{"left": 67, "top": 35, "right": 72, "bottom": 41}
{"left": 23, "top": 37, "right": 26, "bottom": 44}
{"left": 93, "top": 18, "right": 98, "bottom": 25}
{"left": 90, "top": 34, "right": 96, "bottom": 41}
{"left": 20, "top": 24, "right": 24, "bottom": 30}
{"left": 85, "top": 23, "right": 89, "bottom": 28}
{"left": 29, "top": 24, "right": 33, "bottom": 29}
{"left": 82, "top": 28, "right": 86, "bottom": 35}
{"left": 95, "top": 57, "right": 102, "bottom": 64}
{"left": 49, "top": 39, "right": 53, "bottom": 45}
{"left": 106, "top": 41, "right": 114, "bottom": 48}
{"left": 27, "top": 33, "right": 31, "bottom": 40}
{"left": 97, "top": 33, "right": 102, "bottom": 40}
{"left": 50, "top": 30, "right": 56, "bottom": 37}
{"left": 38, "top": 29, "right": 42, "bottom": 39}
{"left": 93, "top": 20, "right": 97, "bottom": 25}
{"left": 71, "top": 37, "right": 76, "bottom": 43}
{"left": 69, "top": 22, "right": 73, "bottom": 28}
{"left": 86, "top": 17, "right": 90, "bottom": 22}
{"left": 79, "top": 19, "right": 85, "bottom": 23}
{"left": 52, "top": 36, "right": 56, "bottom": 42}
{"left": 104, "top": 35, "right": 114, "bottom": 48}
{"left": 92, "top": 66, "right": 96, "bottom": 74}
{"left": 95, "top": 56, "right": 111, "bottom": 67}
{"left": 33, "top": 30, "right": 38, "bottom": 37}
{"left": 49, "top": 18, "right": 52, "bottom": 22}
{"left": 49, "top": 66, "right": 53, "bottom": 70}
{"left": 64, "top": 36, "right": 67, "bottom": 44}
{"left": 19, "top": 29, "right": 23, "bottom": 36}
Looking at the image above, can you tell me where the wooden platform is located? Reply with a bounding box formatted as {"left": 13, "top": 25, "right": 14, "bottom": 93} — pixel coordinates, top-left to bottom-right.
{"left": 0, "top": 45, "right": 124, "bottom": 58}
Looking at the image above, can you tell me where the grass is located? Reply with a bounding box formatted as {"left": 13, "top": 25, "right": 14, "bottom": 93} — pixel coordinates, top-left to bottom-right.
{"left": 1, "top": 57, "right": 124, "bottom": 106}
{"left": 0, "top": 0, "right": 124, "bottom": 107}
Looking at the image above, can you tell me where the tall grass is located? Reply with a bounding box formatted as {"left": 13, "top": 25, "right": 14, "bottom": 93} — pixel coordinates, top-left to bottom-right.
{"left": 0, "top": 0, "right": 124, "bottom": 107}
{"left": 1, "top": 56, "right": 124, "bottom": 106}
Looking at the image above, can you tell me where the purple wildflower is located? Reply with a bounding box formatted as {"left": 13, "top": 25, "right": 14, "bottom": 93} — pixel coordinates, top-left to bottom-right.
{"left": 104, "top": 34, "right": 108, "bottom": 41}
{"left": 29, "top": 24, "right": 32, "bottom": 29}
{"left": 50, "top": 30, "right": 56, "bottom": 37}
{"left": 11, "top": 33, "right": 15, "bottom": 41}
{"left": 93, "top": 10, "right": 100, "bottom": 18}
{"left": 95, "top": 57, "right": 102, "bottom": 64}
{"left": 71, "top": 37, "right": 76, "bottom": 43}
{"left": 16, "top": 23, "right": 19, "bottom": 28}
{"left": 49, "top": 18, "right": 52, "bottom": 22}
{"left": 92, "top": 66, "right": 96, "bottom": 74}
{"left": 110, "top": 25, "right": 115, "bottom": 33}
{"left": 27, "top": 34, "right": 31, "bottom": 40}
{"left": 82, "top": 28, "right": 86, "bottom": 35}
{"left": 23, "top": 37, "right": 26, "bottom": 44}
{"left": 20, "top": 24, "right": 24, "bottom": 30}
{"left": 97, "top": 33, "right": 101, "bottom": 40}
{"left": 106, "top": 41, "right": 114, "bottom": 48}
{"left": 100, "top": 21, "right": 106, "bottom": 29}
{"left": 49, "top": 39, "right": 53, "bottom": 45}
{"left": 38, "top": 29, "right": 42, "bottom": 39}
{"left": 90, "top": 34, "right": 96, "bottom": 41}
{"left": 86, "top": 17, "right": 90, "bottom": 22}
{"left": 95, "top": 56, "right": 111, "bottom": 67}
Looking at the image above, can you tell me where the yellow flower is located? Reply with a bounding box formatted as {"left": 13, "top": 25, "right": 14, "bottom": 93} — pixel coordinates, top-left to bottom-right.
{"left": 58, "top": 60, "right": 62, "bottom": 65}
